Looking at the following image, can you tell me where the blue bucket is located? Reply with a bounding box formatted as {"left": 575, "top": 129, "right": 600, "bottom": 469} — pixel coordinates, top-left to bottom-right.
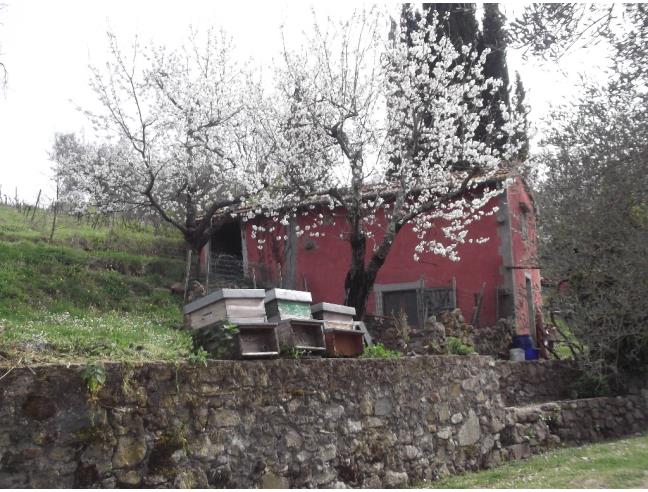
{"left": 525, "top": 348, "right": 540, "bottom": 360}
{"left": 512, "top": 335, "right": 534, "bottom": 350}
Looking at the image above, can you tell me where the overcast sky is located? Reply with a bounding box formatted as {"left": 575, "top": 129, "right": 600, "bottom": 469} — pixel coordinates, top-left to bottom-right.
{"left": 0, "top": 1, "right": 611, "bottom": 204}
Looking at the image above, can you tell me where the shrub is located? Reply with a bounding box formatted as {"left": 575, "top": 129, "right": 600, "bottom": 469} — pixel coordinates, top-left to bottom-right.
{"left": 447, "top": 336, "right": 475, "bottom": 355}
{"left": 360, "top": 343, "right": 401, "bottom": 359}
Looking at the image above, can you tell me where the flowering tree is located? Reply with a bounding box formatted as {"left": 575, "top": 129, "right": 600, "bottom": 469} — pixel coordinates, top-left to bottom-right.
{"left": 65, "top": 30, "right": 279, "bottom": 254}
{"left": 260, "top": 7, "right": 521, "bottom": 316}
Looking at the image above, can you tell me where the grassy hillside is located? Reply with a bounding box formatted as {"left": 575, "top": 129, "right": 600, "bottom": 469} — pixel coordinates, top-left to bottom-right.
{"left": 0, "top": 205, "right": 194, "bottom": 364}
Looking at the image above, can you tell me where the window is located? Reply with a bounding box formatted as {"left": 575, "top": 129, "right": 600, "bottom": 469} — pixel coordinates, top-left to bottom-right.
{"left": 375, "top": 281, "right": 455, "bottom": 328}
{"left": 382, "top": 289, "right": 419, "bottom": 326}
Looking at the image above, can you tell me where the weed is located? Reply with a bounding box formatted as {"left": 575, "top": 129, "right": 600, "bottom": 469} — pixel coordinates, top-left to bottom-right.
{"left": 280, "top": 346, "right": 308, "bottom": 359}
{"left": 360, "top": 343, "right": 401, "bottom": 359}
{"left": 447, "top": 336, "right": 475, "bottom": 355}
{"left": 81, "top": 362, "right": 107, "bottom": 402}
{"left": 187, "top": 347, "right": 209, "bottom": 367}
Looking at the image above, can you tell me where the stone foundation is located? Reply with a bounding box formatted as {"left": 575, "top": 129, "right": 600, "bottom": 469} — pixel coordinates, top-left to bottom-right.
{"left": 0, "top": 357, "right": 645, "bottom": 488}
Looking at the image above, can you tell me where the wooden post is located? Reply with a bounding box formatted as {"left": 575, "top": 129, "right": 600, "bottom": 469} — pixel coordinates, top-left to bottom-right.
{"left": 204, "top": 239, "right": 211, "bottom": 294}
{"left": 49, "top": 183, "right": 59, "bottom": 243}
{"left": 31, "top": 189, "right": 41, "bottom": 221}
{"left": 452, "top": 276, "right": 457, "bottom": 309}
{"left": 471, "top": 282, "right": 486, "bottom": 328}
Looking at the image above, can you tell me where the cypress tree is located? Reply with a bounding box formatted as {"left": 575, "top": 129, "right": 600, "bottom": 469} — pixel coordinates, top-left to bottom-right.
{"left": 391, "top": 4, "right": 481, "bottom": 175}
{"left": 423, "top": 3, "right": 481, "bottom": 52}
{"left": 513, "top": 71, "right": 530, "bottom": 161}
{"left": 479, "top": 3, "right": 511, "bottom": 151}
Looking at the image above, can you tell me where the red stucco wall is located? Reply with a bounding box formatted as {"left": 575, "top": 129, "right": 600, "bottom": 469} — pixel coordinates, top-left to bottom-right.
{"left": 245, "top": 191, "right": 509, "bottom": 328}
{"left": 505, "top": 176, "right": 542, "bottom": 336}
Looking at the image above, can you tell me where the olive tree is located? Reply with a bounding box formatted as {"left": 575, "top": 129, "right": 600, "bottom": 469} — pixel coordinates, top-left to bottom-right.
{"left": 538, "top": 84, "right": 648, "bottom": 392}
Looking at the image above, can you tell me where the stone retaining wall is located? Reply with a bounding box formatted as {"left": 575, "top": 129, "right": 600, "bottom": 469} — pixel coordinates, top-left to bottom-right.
{"left": 495, "top": 359, "right": 582, "bottom": 406}
{"left": 501, "top": 392, "right": 648, "bottom": 459}
{"left": 0, "top": 357, "right": 507, "bottom": 488}
{"left": 0, "top": 357, "right": 645, "bottom": 489}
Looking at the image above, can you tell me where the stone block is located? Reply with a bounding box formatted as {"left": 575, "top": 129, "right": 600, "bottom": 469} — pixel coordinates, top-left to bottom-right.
{"left": 116, "top": 470, "right": 142, "bottom": 487}
{"left": 384, "top": 471, "right": 408, "bottom": 488}
{"left": 112, "top": 435, "right": 147, "bottom": 469}
{"left": 374, "top": 397, "right": 392, "bottom": 417}
{"left": 458, "top": 410, "right": 481, "bottom": 446}
{"left": 437, "top": 427, "right": 452, "bottom": 440}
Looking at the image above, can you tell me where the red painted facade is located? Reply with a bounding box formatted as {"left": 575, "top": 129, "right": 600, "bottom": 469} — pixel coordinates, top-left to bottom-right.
{"left": 204, "top": 176, "right": 542, "bottom": 335}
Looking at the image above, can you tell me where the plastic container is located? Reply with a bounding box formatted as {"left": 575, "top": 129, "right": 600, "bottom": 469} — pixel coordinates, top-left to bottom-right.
{"left": 512, "top": 335, "right": 535, "bottom": 350}
{"left": 524, "top": 347, "right": 540, "bottom": 360}
{"left": 509, "top": 348, "right": 525, "bottom": 362}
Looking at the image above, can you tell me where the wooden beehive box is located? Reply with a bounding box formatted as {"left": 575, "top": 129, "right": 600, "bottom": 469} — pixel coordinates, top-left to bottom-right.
{"left": 183, "top": 288, "right": 266, "bottom": 330}
{"left": 191, "top": 321, "right": 279, "bottom": 359}
{"left": 311, "top": 302, "right": 356, "bottom": 329}
{"left": 324, "top": 328, "right": 365, "bottom": 357}
{"left": 276, "top": 318, "right": 326, "bottom": 354}
{"left": 264, "top": 289, "right": 313, "bottom": 323}
{"left": 236, "top": 323, "right": 280, "bottom": 359}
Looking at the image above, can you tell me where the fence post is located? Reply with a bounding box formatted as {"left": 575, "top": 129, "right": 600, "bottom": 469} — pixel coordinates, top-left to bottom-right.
{"left": 31, "top": 189, "right": 41, "bottom": 221}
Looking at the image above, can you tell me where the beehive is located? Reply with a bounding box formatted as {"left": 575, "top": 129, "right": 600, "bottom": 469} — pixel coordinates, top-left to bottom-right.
{"left": 264, "top": 289, "right": 313, "bottom": 322}
{"left": 324, "top": 328, "right": 365, "bottom": 357}
{"left": 183, "top": 288, "right": 266, "bottom": 330}
{"left": 191, "top": 321, "right": 279, "bottom": 359}
{"left": 311, "top": 302, "right": 356, "bottom": 329}
{"left": 236, "top": 323, "right": 280, "bottom": 358}
{"left": 275, "top": 318, "right": 326, "bottom": 354}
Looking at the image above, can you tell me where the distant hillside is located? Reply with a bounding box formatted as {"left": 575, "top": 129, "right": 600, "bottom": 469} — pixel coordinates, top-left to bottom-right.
{"left": 0, "top": 205, "right": 193, "bottom": 364}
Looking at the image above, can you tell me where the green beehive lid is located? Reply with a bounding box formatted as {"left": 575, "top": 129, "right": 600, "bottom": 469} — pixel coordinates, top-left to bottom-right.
{"left": 265, "top": 289, "right": 313, "bottom": 322}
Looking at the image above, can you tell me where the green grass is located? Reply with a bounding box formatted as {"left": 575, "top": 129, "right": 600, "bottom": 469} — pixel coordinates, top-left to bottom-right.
{"left": 419, "top": 434, "right": 648, "bottom": 489}
{"left": 0, "top": 311, "right": 192, "bottom": 364}
{"left": 0, "top": 204, "right": 183, "bottom": 257}
{"left": 0, "top": 205, "right": 193, "bottom": 363}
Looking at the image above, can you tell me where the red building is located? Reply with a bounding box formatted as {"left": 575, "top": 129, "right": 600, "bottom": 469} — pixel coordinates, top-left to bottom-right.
{"left": 200, "top": 175, "right": 541, "bottom": 339}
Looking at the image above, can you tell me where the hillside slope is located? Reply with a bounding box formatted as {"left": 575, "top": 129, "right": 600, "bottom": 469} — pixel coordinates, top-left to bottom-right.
{"left": 0, "top": 205, "right": 193, "bottom": 363}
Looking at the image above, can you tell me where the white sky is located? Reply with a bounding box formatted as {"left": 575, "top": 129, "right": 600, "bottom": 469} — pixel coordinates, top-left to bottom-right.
{"left": 0, "top": 1, "right": 611, "bottom": 204}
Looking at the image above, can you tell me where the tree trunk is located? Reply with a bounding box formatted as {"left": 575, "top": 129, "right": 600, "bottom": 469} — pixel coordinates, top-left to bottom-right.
{"left": 183, "top": 248, "right": 193, "bottom": 303}
{"left": 344, "top": 226, "right": 398, "bottom": 319}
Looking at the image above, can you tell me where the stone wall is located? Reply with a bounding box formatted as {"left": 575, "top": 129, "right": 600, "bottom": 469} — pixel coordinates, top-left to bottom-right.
{"left": 495, "top": 359, "right": 582, "bottom": 406}
{"left": 501, "top": 393, "right": 648, "bottom": 460}
{"left": 0, "top": 357, "right": 645, "bottom": 489}
{"left": 0, "top": 357, "right": 507, "bottom": 488}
